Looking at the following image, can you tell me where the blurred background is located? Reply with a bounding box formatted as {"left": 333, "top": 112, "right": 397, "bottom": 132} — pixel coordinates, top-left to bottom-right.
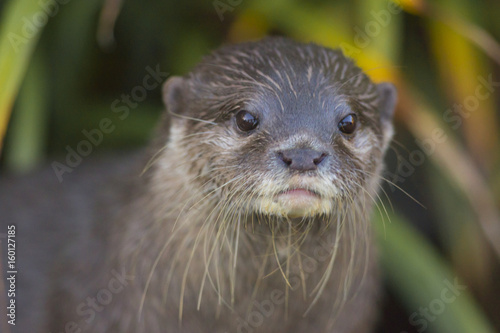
{"left": 0, "top": 0, "right": 499, "bottom": 332}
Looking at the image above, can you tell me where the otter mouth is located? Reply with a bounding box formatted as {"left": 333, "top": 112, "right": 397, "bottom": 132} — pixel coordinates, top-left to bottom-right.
{"left": 273, "top": 188, "right": 323, "bottom": 218}
{"left": 277, "top": 188, "right": 320, "bottom": 198}
{"left": 254, "top": 176, "right": 336, "bottom": 218}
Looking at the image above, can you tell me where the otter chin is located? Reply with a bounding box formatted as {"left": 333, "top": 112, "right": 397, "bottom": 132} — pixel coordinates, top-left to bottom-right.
{"left": 256, "top": 187, "right": 333, "bottom": 218}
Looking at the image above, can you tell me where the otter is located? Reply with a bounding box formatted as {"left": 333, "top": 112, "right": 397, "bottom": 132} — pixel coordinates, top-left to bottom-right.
{"left": 0, "top": 37, "right": 396, "bottom": 333}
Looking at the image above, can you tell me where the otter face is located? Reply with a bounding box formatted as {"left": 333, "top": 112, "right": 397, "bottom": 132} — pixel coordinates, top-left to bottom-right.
{"left": 161, "top": 38, "right": 396, "bottom": 219}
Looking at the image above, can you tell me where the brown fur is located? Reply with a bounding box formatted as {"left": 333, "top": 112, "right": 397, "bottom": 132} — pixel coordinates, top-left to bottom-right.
{"left": 5, "top": 37, "right": 397, "bottom": 333}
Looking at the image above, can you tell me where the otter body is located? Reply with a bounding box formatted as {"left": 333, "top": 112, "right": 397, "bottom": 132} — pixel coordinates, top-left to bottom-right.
{"left": 1, "top": 37, "right": 396, "bottom": 333}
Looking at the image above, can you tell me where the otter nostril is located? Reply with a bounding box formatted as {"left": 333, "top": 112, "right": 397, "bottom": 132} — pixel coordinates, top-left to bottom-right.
{"left": 277, "top": 151, "right": 292, "bottom": 166}
{"left": 277, "top": 149, "right": 327, "bottom": 171}
{"left": 313, "top": 153, "right": 327, "bottom": 166}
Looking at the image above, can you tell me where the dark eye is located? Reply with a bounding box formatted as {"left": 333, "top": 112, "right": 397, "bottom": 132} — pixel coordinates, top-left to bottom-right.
{"left": 338, "top": 114, "right": 357, "bottom": 135}
{"left": 235, "top": 110, "right": 259, "bottom": 132}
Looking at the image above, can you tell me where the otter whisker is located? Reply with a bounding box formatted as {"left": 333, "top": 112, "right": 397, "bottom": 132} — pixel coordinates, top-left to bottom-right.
{"left": 194, "top": 177, "right": 250, "bottom": 307}
{"left": 196, "top": 178, "right": 253, "bottom": 308}
{"left": 284, "top": 219, "right": 292, "bottom": 320}
{"left": 304, "top": 211, "right": 343, "bottom": 316}
{"left": 296, "top": 249, "right": 307, "bottom": 300}
{"left": 168, "top": 108, "right": 217, "bottom": 125}
{"left": 271, "top": 228, "right": 292, "bottom": 288}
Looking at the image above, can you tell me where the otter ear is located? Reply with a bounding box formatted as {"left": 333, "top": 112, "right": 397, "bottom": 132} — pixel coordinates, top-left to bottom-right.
{"left": 150, "top": 76, "right": 187, "bottom": 148}
{"left": 376, "top": 82, "right": 397, "bottom": 123}
{"left": 377, "top": 82, "right": 397, "bottom": 147}
{"left": 162, "top": 76, "right": 186, "bottom": 116}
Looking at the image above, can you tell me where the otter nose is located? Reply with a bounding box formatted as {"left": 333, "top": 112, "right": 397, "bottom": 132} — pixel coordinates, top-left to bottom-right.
{"left": 277, "top": 149, "right": 327, "bottom": 171}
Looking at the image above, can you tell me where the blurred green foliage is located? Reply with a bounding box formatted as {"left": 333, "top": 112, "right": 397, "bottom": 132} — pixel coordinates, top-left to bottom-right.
{"left": 1, "top": 0, "right": 499, "bottom": 332}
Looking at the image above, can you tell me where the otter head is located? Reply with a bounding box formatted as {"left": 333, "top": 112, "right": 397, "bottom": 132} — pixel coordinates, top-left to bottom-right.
{"left": 159, "top": 37, "right": 396, "bottom": 221}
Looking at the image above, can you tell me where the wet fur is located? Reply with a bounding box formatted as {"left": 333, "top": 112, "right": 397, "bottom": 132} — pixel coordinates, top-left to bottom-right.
{"left": 2, "top": 37, "right": 396, "bottom": 333}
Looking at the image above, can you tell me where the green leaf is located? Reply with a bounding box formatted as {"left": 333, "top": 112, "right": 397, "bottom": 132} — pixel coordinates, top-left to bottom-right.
{"left": 0, "top": 0, "right": 46, "bottom": 152}
{"left": 375, "top": 210, "right": 496, "bottom": 333}
{"left": 4, "top": 50, "right": 48, "bottom": 172}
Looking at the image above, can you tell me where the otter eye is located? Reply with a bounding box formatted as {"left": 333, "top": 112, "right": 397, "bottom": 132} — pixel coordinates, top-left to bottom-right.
{"left": 338, "top": 114, "right": 357, "bottom": 135}
{"left": 235, "top": 110, "right": 259, "bottom": 132}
